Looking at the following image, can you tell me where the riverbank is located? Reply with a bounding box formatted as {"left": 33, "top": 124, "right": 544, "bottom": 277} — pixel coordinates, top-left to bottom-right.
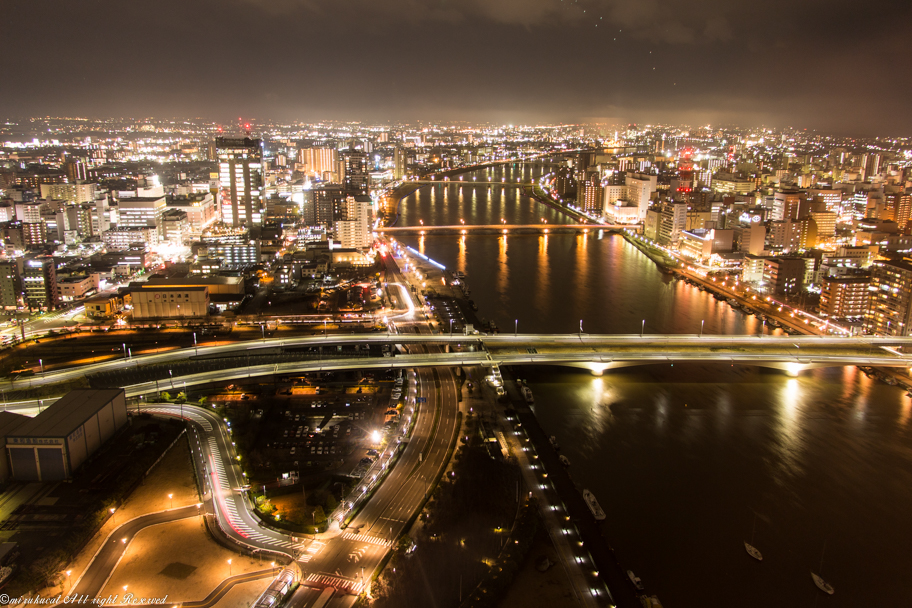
{"left": 501, "top": 367, "right": 639, "bottom": 607}
{"left": 620, "top": 230, "right": 679, "bottom": 271}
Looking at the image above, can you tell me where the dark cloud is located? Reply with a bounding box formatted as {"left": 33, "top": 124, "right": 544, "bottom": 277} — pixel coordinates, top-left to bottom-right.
{"left": 2, "top": 0, "right": 911, "bottom": 134}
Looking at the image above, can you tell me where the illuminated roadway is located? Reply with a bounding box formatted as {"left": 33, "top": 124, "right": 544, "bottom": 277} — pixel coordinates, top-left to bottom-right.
{"left": 5, "top": 334, "right": 912, "bottom": 398}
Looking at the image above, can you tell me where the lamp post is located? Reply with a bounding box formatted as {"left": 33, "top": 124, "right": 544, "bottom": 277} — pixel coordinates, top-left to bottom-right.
{"left": 514, "top": 319, "right": 518, "bottom": 337}
{"left": 227, "top": 559, "right": 232, "bottom": 577}
{"left": 122, "top": 342, "right": 127, "bottom": 360}
{"left": 39, "top": 359, "right": 43, "bottom": 374}
{"left": 168, "top": 369, "right": 173, "bottom": 389}
{"left": 579, "top": 320, "right": 583, "bottom": 335}
{"left": 641, "top": 319, "right": 645, "bottom": 338}
{"left": 700, "top": 319, "right": 704, "bottom": 338}
{"left": 110, "top": 507, "right": 116, "bottom": 524}
{"left": 168, "top": 493, "right": 173, "bottom": 509}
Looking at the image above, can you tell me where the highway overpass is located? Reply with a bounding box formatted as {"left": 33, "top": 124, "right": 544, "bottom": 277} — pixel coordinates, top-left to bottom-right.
{"left": 4, "top": 333, "right": 912, "bottom": 395}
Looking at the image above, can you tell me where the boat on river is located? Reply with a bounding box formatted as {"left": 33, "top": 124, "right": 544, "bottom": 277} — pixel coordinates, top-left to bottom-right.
{"left": 744, "top": 541, "right": 762, "bottom": 561}
{"left": 627, "top": 569, "right": 645, "bottom": 590}
{"left": 583, "top": 489, "right": 606, "bottom": 520}
{"left": 812, "top": 572, "right": 834, "bottom": 594}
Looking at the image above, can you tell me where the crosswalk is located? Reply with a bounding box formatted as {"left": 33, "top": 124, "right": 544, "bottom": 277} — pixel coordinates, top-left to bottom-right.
{"left": 305, "top": 573, "right": 364, "bottom": 595}
{"left": 342, "top": 532, "right": 393, "bottom": 547}
{"left": 206, "top": 437, "right": 296, "bottom": 550}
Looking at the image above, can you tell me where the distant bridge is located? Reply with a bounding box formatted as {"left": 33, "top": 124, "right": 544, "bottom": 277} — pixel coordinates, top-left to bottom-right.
{"left": 377, "top": 224, "right": 630, "bottom": 234}
{"left": 412, "top": 180, "right": 530, "bottom": 186}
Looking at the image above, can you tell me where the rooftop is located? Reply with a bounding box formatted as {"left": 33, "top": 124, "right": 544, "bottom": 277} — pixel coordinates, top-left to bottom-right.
{"left": 10, "top": 389, "right": 124, "bottom": 438}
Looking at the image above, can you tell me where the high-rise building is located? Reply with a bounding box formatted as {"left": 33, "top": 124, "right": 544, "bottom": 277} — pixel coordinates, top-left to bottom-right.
{"left": 658, "top": 202, "right": 687, "bottom": 245}
{"left": 334, "top": 195, "right": 372, "bottom": 249}
{"left": 820, "top": 276, "right": 870, "bottom": 320}
{"left": 116, "top": 196, "right": 166, "bottom": 239}
{"left": 393, "top": 147, "right": 408, "bottom": 180}
{"left": 341, "top": 147, "right": 369, "bottom": 195}
{"left": 40, "top": 183, "right": 96, "bottom": 204}
{"left": 298, "top": 146, "right": 338, "bottom": 179}
{"left": 577, "top": 170, "right": 601, "bottom": 212}
{"left": 217, "top": 137, "right": 263, "bottom": 227}
{"left": 0, "top": 262, "right": 21, "bottom": 310}
{"left": 866, "top": 258, "right": 912, "bottom": 336}
{"left": 762, "top": 257, "right": 806, "bottom": 296}
{"left": 308, "top": 184, "right": 346, "bottom": 227}
{"left": 22, "top": 259, "right": 59, "bottom": 311}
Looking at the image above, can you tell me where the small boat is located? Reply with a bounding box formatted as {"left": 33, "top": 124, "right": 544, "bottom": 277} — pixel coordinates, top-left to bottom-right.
{"left": 583, "top": 489, "right": 606, "bottom": 521}
{"left": 559, "top": 454, "right": 570, "bottom": 467}
{"left": 549, "top": 435, "right": 559, "bottom": 450}
{"left": 744, "top": 541, "right": 762, "bottom": 561}
{"left": 812, "top": 572, "right": 834, "bottom": 595}
{"left": 521, "top": 385, "right": 535, "bottom": 404}
{"left": 627, "top": 569, "right": 645, "bottom": 591}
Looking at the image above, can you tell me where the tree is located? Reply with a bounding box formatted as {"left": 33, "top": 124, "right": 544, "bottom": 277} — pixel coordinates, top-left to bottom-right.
{"left": 324, "top": 494, "right": 338, "bottom": 512}
{"left": 160, "top": 391, "right": 171, "bottom": 402}
{"left": 312, "top": 506, "right": 327, "bottom": 525}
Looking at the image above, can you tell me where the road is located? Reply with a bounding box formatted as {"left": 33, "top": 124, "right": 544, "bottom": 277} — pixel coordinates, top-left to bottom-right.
{"left": 4, "top": 332, "right": 912, "bottom": 394}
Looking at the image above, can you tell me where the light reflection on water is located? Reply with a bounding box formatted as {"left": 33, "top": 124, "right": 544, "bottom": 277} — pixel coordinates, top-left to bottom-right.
{"left": 397, "top": 163, "right": 912, "bottom": 606}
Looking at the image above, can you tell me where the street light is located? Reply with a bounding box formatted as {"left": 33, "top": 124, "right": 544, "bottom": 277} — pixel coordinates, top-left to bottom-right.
{"left": 641, "top": 319, "right": 645, "bottom": 338}
{"left": 700, "top": 319, "right": 704, "bottom": 338}
{"left": 515, "top": 319, "right": 518, "bottom": 337}
{"left": 227, "top": 559, "right": 232, "bottom": 576}
{"left": 110, "top": 507, "right": 116, "bottom": 524}
{"left": 579, "top": 320, "right": 583, "bottom": 335}
{"left": 39, "top": 359, "right": 43, "bottom": 374}
{"left": 168, "top": 493, "right": 173, "bottom": 509}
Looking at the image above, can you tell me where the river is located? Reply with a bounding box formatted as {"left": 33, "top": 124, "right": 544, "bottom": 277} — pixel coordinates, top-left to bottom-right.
{"left": 395, "top": 163, "right": 912, "bottom": 606}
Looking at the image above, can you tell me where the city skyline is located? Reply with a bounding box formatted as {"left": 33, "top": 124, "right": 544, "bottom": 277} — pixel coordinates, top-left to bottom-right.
{"left": 4, "top": 0, "right": 912, "bottom": 135}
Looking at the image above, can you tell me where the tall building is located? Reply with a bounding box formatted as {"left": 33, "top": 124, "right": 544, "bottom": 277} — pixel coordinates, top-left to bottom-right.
{"left": 22, "top": 259, "right": 59, "bottom": 311}
{"left": 217, "top": 137, "right": 263, "bottom": 227}
{"left": 39, "top": 182, "right": 96, "bottom": 204}
{"left": 658, "top": 202, "right": 687, "bottom": 245}
{"left": 865, "top": 258, "right": 912, "bottom": 336}
{"left": 298, "top": 146, "right": 338, "bottom": 179}
{"left": 393, "top": 147, "right": 408, "bottom": 180}
{"left": 308, "top": 184, "right": 346, "bottom": 227}
{"left": 0, "top": 262, "right": 21, "bottom": 309}
{"left": 577, "top": 170, "right": 601, "bottom": 212}
{"left": 116, "top": 195, "right": 165, "bottom": 241}
{"left": 334, "top": 195, "right": 372, "bottom": 249}
{"left": 762, "top": 257, "right": 806, "bottom": 296}
{"left": 341, "top": 147, "right": 369, "bottom": 195}
{"left": 820, "top": 276, "right": 870, "bottom": 320}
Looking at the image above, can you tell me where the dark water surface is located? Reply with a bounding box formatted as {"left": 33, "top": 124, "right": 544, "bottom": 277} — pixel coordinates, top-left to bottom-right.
{"left": 396, "top": 164, "right": 912, "bottom": 606}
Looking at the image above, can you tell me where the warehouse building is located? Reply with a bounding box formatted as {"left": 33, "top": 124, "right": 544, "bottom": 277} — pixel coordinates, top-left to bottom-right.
{"left": 6, "top": 389, "right": 127, "bottom": 481}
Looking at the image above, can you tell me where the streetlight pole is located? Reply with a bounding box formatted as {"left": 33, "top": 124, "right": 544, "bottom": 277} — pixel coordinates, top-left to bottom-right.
{"left": 700, "top": 319, "right": 704, "bottom": 338}
{"left": 123, "top": 342, "right": 127, "bottom": 360}
{"left": 514, "top": 319, "right": 518, "bottom": 337}
{"left": 579, "top": 320, "right": 583, "bottom": 335}
{"left": 39, "top": 359, "right": 43, "bottom": 374}
{"left": 641, "top": 319, "right": 645, "bottom": 338}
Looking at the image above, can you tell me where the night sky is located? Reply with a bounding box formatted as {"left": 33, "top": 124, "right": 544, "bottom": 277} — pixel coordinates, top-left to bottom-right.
{"left": 3, "top": 0, "right": 911, "bottom": 133}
